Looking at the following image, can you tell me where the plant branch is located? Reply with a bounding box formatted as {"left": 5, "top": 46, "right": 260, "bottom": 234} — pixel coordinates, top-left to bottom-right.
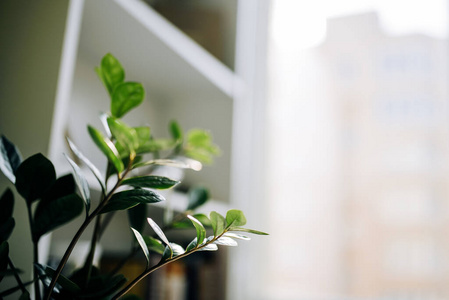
{"left": 7, "top": 258, "right": 26, "bottom": 294}
{"left": 26, "top": 202, "right": 41, "bottom": 300}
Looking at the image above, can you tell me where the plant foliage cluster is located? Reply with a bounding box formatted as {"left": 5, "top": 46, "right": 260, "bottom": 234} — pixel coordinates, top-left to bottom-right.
{"left": 0, "top": 54, "right": 267, "bottom": 300}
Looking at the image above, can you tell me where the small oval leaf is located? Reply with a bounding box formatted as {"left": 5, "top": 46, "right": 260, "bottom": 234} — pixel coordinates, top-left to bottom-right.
{"left": 147, "top": 218, "right": 170, "bottom": 247}
{"left": 187, "top": 186, "right": 209, "bottom": 211}
{"left": 111, "top": 82, "right": 145, "bottom": 118}
{"left": 101, "top": 189, "right": 165, "bottom": 214}
{"left": 210, "top": 211, "right": 226, "bottom": 237}
{"left": 131, "top": 228, "right": 150, "bottom": 268}
{"left": 187, "top": 215, "right": 206, "bottom": 245}
{"left": 213, "top": 236, "right": 238, "bottom": 247}
{"left": 122, "top": 176, "right": 179, "bottom": 190}
{"left": 226, "top": 209, "right": 247, "bottom": 227}
{"left": 64, "top": 154, "right": 90, "bottom": 215}
{"left": 88, "top": 125, "right": 124, "bottom": 173}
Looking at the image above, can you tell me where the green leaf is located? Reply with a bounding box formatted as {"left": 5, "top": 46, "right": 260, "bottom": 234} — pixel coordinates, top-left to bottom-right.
{"left": 64, "top": 154, "right": 90, "bottom": 215}
{"left": 187, "top": 186, "right": 209, "bottom": 210}
{"left": 107, "top": 116, "right": 139, "bottom": 155}
{"left": 122, "top": 176, "right": 179, "bottom": 190}
{"left": 131, "top": 228, "right": 150, "bottom": 269}
{"left": 0, "top": 135, "right": 22, "bottom": 183}
{"left": 161, "top": 245, "right": 173, "bottom": 261}
{"left": 14, "top": 153, "right": 56, "bottom": 203}
{"left": 78, "top": 274, "right": 127, "bottom": 298}
{"left": 133, "top": 158, "right": 202, "bottom": 171}
{"left": 0, "top": 241, "right": 8, "bottom": 283}
{"left": 187, "top": 215, "right": 206, "bottom": 245}
{"left": 0, "top": 218, "right": 15, "bottom": 244}
{"left": 142, "top": 236, "right": 165, "bottom": 254}
{"left": 227, "top": 227, "right": 269, "bottom": 235}
{"left": 226, "top": 209, "right": 247, "bottom": 227}
{"left": 210, "top": 211, "right": 226, "bottom": 237}
{"left": 43, "top": 265, "right": 81, "bottom": 293}
{"left": 67, "top": 138, "right": 105, "bottom": 194}
{"left": 223, "top": 232, "right": 251, "bottom": 240}
{"left": 169, "top": 120, "right": 183, "bottom": 141}
{"left": 147, "top": 218, "right": 171, "bottom": 247}
{"left": 171, "top": 213, "right": 211, "bottom": 229}
{"left": 88, "top": 125, "right": 124, "bottom": 173}
{"left": 184, "top": 129, "right": 220, "bottom": 164}
{"left": 0, "top": 188, "right": 14, "bottom": 223}
{"left": 198, "top": 244, "right": 218, "bottom": 251}
{"left": 97, "top": 53, "right": 125, "bottom": 96}
{"left": 101, "top": 189, "right": 165, "bottom": 214}
{"left": 111, "top": 82, "right": 145, "bottom": 118}
{"left": 127, "top": 203, "right": 147, "bottom": 233}
{"left": 33, "top": 194, "right": 84, "bottom": 241}
{"left": 213, "top": 236, "right": 238, "bottom": 246}
{"left": 186, "top": 238, "right": 197, "bottom": 252}
{"left": 161, "top": 243, "right": 185, "bottom": 261}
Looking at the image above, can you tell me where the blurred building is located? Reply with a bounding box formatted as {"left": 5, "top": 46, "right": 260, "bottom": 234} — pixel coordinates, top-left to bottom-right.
{"left": 317, "top": 11, "right": 449, "bottom": 299}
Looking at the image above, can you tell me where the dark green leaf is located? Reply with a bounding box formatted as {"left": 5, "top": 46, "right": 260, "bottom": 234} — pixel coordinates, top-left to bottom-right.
{"left": 131, "top": 228, "right": 150, "bottom": 268}
{"left": 122, "top": 176, "right": 179, "bottom": 190}
{"left": 107, "top": 116, "right": 138, "bottom": 155}
{"left": 0, "top": 136, "right": 22, "bottom": 183}
{"left": 33, "top": 194, "right": 84, "bottom": 240}
{"left": 186, "top": 238, "right": 197, "bottom": 252}
{"left": 0, "top": 241, "right": 8, "bottom": 283}
{"left": 43, "top": 265, "right": 81, "bottom": 293}
{"left": 0, "top": 188, "right": 14, "bottom": 223}
{"left": 142, "top": 236, "right": 165, "bottom": 254}
{"left": 111, "top": 82, "right": 145, "bottom": 118}
{"left": 77, "top": 274, "right": 127, "bottom": 298}
{"left": 213, "top": 236, "right": 238, "bottom": 246}
{"left": 187, "top": 186, "right": 209, "bottom": 210}
{"left": 161, "top": 245, "right": 173, "bottom": 261}
{"left": 41, "top": 174, "right": 76, "bottom": 202}
{"left": 101, "top": 189, "right": 165, "bottom": 214}
{"left": 64, "top": 154, "right": 90, "bottom": 215}
{"left": 14, "top": 153, "right": 56, "bottom": 203}
{"left": 127, "top": 203, "right": 147, "bottom": 233}
{"left": 227, "top": 227, "right": 269, "bottom": 235}
{"left": 187, "top": 215, "right": 206, "bottom": 245}
{"left": 0, "top": 218, "right": 15, "bottom": 243}
{"left": 67, "top": 138, "right": 105, "bottom": 194}
{"left": 19, "top": 291, "right": 30, "bottom": 300}
{"left": 121, "top": 295, "right": 143, "bottom": 300}
{"left": 88, "top": 125, "right": 124, "bottom": 173}
{"left": 210, "top": 211, "right": 226, "bottom": 237}
{"left": 97, "top": 53, "right": 125, "bottom": 95}
{"left": 226, "top": 209, "right": 247, "bottom": 227}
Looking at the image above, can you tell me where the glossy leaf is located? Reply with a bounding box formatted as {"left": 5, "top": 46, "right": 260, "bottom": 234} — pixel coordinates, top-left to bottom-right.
{"left": 187, "top": 186, "right": 209, "bottom": 210}
{"left": 43, "top": 265, "right": 81, "bottom": 293}
{"left": 33, "top": 194, "right": 84, "bottom": 241}
{"left": 187, "top": 215, "right": 206, "bottom": 245}
{"left": 226, "top": 209, "right": 247, "bottom": 227}
{"left": 88, "top": 125, "right": 124, "bottom": 173}
{"left": 147, "top": 218, "right": 171, "bottom": 247}
{"left": 101, "top": 189, "right": 164, "bottom": 214}
{"left": 210, "top": 211, "right": 226, "bottom": 237}
{"left": 0, "top": 136, "right": 22, "bottom": 183}
{"left": 142, "top": 236, "right": 165, "bottom": 254}
{"left": 213, "top": 236, "right": 238, "bottom": 246}
{"left": 64, "top": 154, "right": 90, "bottom": 215}
{"left": 122, "top": 176, "right": 179, "bottom": 190}
{"left": 223, "top": 232, "right": 251, "bottom": 240}
{"left": 99, "top": 112, "right": 112, "bottom": 137}
{"left": 0, "top": 188, "right": 14, "bottom": 223}
{"left": 14, "top": 153, "right": 56, "bottom": 203}
{"left": 171, "top": 213, "right": 211, "bottom": 229}
{"left": 131, "top": 228, "right": 150, "bottom": 268}
{"left": 39, "top": 174, "right": 76, "bottom": 204}
{"left": 227, "top": 227, "right": 269, "bottom": 235}
{"left": 96, "top": 53, "right": 125, "bottom": 96}
{"left": 111, "top": 82, "right": 145, "bottom": 118}
{"left": 67, "top": 138, "right": 105, "bottom": 194}
{"left": 161, "top": 245, "right": 173, "bottom": 261}
{"left": 186, "top": 238, "right": 197, "bottom": 252}
{"left": 107, "top": 116, "right": 138, "bottom": 154}
{"left": 127, "top": 203, "right": 147, "bottom": 233}
{"left": 161, "top": 243, "right": 184, "bottom": 261}
{"left": 198, "top": 244, "right": 218, "bottom": 252}
{"left": 0, "top": 241, "right": 8, "bottom": 283}
{"left": 133, "top": 159, "right": 202, "bottom": 171}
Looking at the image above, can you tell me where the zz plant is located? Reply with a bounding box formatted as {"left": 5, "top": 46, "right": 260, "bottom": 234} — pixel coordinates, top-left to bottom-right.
{"left": 0, "top": 53, "right": 267, "bottom": 300}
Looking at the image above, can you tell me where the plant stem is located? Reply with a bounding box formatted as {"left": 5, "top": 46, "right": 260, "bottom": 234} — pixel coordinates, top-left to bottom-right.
{"left": 26, "top": 202, "right": 41, "bottom": 300}
{"left": 112, "top": 233, "right": 224, "bottom": 299}
{"left": 44, "top": 165, "right": 132, "bottom": 300}
{"left": 7, "top": 258, "right": 27, "bottom": 294}
{"left": 82, "top": 213, "right": 102, "bottom": 288}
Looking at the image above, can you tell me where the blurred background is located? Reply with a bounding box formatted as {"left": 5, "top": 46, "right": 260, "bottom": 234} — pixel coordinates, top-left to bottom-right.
{"left": 1, "top": 0, "right": 449, "bottom": 299}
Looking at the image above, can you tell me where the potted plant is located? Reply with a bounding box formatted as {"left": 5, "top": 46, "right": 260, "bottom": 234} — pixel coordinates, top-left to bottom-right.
{"left": 0, "top": 53, "right": 267, "bottom": 299}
